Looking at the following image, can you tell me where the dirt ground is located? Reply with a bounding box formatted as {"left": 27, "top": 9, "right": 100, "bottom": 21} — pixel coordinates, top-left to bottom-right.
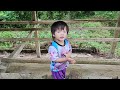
{"left": 0, "top": 52, "right": 120, "bottom": 79}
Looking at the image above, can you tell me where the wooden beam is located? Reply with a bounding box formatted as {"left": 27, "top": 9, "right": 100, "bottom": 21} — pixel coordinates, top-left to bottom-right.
{"left": 72, "top": 27, "right": 120, "bottom": 30}
{"left": 1, "top": 38, "right": 120, "bottom": 42}
{"left": 71, "top": 38, "right": 120, "bottom": 42}
{"left": 8, "top": 31, "right": 33, "bottom": 58}
{"left": 0, "top": 28, "right": 42, "bottom": 31}
{"left": 1, "top": 27, "right": 120, "bottom": 31}
{"left": 2, "top": 57, "right": 120, "bottom": 65}
{"left": 0, "top": 19, "right": 118, "bottom": 25}
{"left": 73, "top": 19, "right": 118, "bottom": 22}
{"left": 32, "top": 11, "right": 41, "bottom": 58}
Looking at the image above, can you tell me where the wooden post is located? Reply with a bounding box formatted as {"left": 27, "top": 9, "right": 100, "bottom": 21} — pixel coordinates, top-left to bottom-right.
{"left": 109, "top": 12, "right": 120, "bottom": 58}
{"left": 32, "top": 11, "right": 41, "bottom": 58}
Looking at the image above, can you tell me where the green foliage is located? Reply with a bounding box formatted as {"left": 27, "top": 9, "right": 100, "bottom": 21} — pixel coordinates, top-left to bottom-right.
{"left": 0, "top": 42, "right": 13, "bottom": 49}
{"left": 14, "top": 31, "right": 30, "bottom": 38}
{"left": 69, "top": 22, "right": 113, "bottom": 54}
{"left": 94, "top": 11, "right": 119, "bottom": 26}
{"left": 39, "top": 31, "right": 51, "bottom": 38}
{"left": 68, "top": 31, "right": 80, "bottom": 38}
{"left": 13, "top": 11, "right": 32, "bottom": 20}
{"left": 0, "top": 31, "right": 15, "bottom": 38}
{"left": 80, "top": 22, "right": 102, "bottom": 27}
{"left": 79, "top": 22, "right": 112, "bottom": 38}
{"left": 94, "top": 11, "right": 119, "bottom": 19}
{"left": 1, "top": 11, "right": 119, "bottom": 21}
{"left": 0, "top": 31, "right": 15, "bottom": 49}
{"left": 115, "top": 42, "right": 120, "bottom": 57}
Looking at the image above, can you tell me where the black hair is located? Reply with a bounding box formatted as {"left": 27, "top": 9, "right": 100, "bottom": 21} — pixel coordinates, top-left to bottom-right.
{"left": 51, "top": 21, "right": 69, "bottom": 39}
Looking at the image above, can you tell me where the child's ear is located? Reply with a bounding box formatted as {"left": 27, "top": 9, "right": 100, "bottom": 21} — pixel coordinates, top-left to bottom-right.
{"left": 53, "top": 34, "right": 55, "bottom": 37}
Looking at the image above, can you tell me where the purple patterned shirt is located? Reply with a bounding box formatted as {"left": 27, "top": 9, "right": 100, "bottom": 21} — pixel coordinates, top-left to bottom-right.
{"left": 48, "top": 39, "right": 72, "bottom": 72}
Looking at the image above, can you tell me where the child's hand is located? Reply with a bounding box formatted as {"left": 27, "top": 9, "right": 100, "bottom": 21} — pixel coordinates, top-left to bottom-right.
{"left": 67, "top": 58, "right": 76, "bottom": 64}
{"left": 64, "top": 51, "right": 71, "bottom": 58}
{"left": 70, "top": 59, "right": 76, "bottom": 64}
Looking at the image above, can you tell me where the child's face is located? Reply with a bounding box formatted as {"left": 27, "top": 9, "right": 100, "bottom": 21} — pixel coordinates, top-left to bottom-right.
{"left": 53, "top": 26, "right": 67, "bottom": 42}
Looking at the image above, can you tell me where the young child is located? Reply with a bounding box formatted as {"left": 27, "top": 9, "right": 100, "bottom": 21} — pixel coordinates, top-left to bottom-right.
{"left": 48, "top": 21, "right": 76, "bottom": 79}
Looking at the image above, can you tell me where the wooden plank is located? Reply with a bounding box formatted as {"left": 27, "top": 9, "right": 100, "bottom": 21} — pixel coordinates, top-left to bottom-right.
{"left": 0, "top": 28, "right": 42, "bottom": 31}
{"left": 2, "top": 57, "right": 120, "bottom": 65}
{"left": 8, "top": 31, "right": 33, "bottom": 58}
{"left": 73, "top": 19, "right": 118, "bottom": 22}
{"left": 0, "top": 48, "right": 90, "bottom": 52}
{"left": 1, "top": 27, "right": 120, "bottom": 31}
{"left": 71, "top": 27, "right": 120, "bottom": 30}
{"left": 0, "top": 48, "right": 46, "bottom": 51}
{"left": 1, "top": 57, "right": 49, "bottom": 63}
{"left": 71, "top": 38, "right": 120, "bottom": 42}
{"left": 0, "top": 38, "right": 50, "bottom": 41}
{"left": 1, "top": 38, "right": 120, "bottom": 42}
{"left": 0, "top": 19, "right": 118, "bottom": 25}
{"left": 0, "top": 21, "right": 55, "bottom": 24}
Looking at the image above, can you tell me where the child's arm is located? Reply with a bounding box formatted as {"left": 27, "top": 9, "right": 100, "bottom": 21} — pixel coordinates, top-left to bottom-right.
{"left": 55, "top": 57, "right": 76, "bottom": 64}
{"left": 55, "top": 57, "right": 68, "bottom": 63}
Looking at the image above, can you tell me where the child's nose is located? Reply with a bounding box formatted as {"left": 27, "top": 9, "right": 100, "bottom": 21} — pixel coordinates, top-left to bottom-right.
{"left": 61, "top": 31, "right": 65, "bottom": 34}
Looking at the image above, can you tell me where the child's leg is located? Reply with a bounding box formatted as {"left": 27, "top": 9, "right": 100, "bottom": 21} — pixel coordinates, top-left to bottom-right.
{"left": 51, "top": 68, "right": 66, "bottom": 79}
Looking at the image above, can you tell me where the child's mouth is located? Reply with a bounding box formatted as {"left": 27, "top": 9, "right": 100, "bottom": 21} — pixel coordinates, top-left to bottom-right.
{"left": 60, "top": 37, "right": 64, "bottom": 39}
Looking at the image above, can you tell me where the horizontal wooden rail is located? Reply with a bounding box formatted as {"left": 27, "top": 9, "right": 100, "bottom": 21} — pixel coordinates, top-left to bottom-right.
{"left": 0, "top": 28, "right": 43, "bottom": 31}
{"left": 0, "top": 27, "right": 120, "bottom": 31}
{"left": 1, "top": 57, "right": 120, "bottom": 65}
{"left": 73, "top": 27, "right": 120, "bottom": 30}
{"left": 73, "top": 19, "right": 118, "bottom": 22}
{"left": 0, "top": 38, "right": 120, "bottom": 42}
{"left": 72, "top": 38, "right": 120, "bottom": 42}
{"left": 0, "top": 19, "right": 118, "bottom": 25}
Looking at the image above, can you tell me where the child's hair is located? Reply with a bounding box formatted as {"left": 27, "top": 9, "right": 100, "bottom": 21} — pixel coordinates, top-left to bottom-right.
{"left": 51, "top": 21, "right": 69, "bottom": 39}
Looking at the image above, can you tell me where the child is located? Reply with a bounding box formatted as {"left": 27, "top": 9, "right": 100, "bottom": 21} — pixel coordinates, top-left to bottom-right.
{"left": 48, "top": 21, "right": 76, "bottom": 79}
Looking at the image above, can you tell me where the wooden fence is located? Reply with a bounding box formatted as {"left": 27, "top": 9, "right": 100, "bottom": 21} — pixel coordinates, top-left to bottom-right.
{"left": 0, "top": 11, "right": 120, "bottom": 59}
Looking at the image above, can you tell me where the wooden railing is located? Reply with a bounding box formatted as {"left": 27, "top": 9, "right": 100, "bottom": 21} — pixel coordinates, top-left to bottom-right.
{"left": 0, "top": 15, "right": 120, "bottom": 58}
{"left": 0, "top": 19, "right": 118, "bottom": 24}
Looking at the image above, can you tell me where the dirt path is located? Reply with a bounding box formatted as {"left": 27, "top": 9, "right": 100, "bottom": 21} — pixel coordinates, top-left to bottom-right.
{"left": 1, "top": 63, "right": 120, "bottom": 79}
{"left": 0, "top": 52, "right": 120, "bottom": 79}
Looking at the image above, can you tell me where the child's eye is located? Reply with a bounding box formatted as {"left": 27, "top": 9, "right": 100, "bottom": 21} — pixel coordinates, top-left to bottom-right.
{"left": 63, "top": 30, "right": 67, "bottom": 33}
